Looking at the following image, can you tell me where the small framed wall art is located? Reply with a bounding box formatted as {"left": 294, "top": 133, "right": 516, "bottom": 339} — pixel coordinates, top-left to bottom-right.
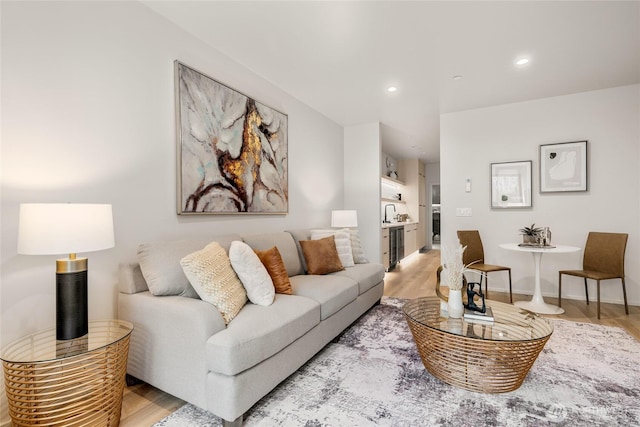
{"left": 539, "top": 140, "right": 587, "bottom": 193}
{"left": 174, "top": 61, "right": 288, "bottom": 214}
{"left": 491, "top": 160, "right": 532, "bottom": 209}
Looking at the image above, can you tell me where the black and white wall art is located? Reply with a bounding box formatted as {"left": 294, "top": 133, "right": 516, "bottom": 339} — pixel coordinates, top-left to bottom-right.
{"left": 540, "top": 141, "right": 587, "bottom": 193}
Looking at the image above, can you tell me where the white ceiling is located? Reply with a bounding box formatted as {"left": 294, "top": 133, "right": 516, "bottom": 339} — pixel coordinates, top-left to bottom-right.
{"left": 143, "top": 1, "right": 640, "bottom": 163}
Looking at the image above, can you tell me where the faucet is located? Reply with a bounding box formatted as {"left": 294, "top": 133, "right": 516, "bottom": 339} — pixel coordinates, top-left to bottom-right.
{"left": 383, "top": 204, "right": 396, "bottom": 223}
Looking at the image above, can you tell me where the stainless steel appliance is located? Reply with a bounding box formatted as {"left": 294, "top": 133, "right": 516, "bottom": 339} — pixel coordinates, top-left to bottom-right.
{"left": 389, "top": 226, "right": 404, "bottom": 270}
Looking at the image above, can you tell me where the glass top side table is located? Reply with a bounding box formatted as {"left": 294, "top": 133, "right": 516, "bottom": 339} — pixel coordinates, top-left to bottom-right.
{"left": 1, "top": 319, "right": 133, "bottom": 427}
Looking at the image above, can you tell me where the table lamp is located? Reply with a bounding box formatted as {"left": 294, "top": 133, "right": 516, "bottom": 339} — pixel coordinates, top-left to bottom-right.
{"left": 17, "top": 203, "right": 115, "bottom": 340}
{"left": 331, "top": 210, "right": 358, "bottom": 228}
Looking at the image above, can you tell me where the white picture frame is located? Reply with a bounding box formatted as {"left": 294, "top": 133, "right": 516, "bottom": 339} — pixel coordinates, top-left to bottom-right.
{"left": 540, "top": 141, "right": 588, "bottom": 193}
{"left": 491, "top": 161, "right": 532, "bottom": 209}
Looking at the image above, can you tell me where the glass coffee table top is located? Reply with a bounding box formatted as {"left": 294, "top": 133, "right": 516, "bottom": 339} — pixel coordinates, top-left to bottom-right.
{"left": 403, "top": 297, "right": 553, "bottom": 342}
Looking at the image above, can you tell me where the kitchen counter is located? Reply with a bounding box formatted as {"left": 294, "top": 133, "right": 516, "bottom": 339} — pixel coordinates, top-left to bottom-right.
{"left": 382, "top": 220, "right": 418, "bottom": 229}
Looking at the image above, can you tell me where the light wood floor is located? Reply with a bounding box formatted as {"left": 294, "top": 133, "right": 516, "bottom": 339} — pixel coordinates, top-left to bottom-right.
{"left": 119, "top": 249, "right": 639, "bottom": 426}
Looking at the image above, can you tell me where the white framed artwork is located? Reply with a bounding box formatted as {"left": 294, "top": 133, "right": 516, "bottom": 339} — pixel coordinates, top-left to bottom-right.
{"left": 491, "top": 161, "right": 532, "bottom": 209}
{"left": 540, "top": 141, "right": 587, "bottom": 193}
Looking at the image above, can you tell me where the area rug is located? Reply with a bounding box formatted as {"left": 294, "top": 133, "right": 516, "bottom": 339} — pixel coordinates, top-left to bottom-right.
{"left": 153, "top": 298, "right": 640, "bottom": 427}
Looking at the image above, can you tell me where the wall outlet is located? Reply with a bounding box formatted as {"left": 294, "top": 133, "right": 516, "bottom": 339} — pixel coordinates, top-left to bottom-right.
{"left": 456, "top": 208, "right": 472, "bottom": 217}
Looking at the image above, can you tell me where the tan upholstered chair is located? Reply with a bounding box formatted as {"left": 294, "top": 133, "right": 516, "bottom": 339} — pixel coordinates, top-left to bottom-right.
{"left": 558, "top": 232, "right": 628, "bottom": 319}
{"left": 457, "top": 230, "right": 513, "bottom": 303}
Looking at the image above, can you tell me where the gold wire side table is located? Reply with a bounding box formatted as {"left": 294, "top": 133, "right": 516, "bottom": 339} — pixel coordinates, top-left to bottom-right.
{"left": 403, "top": 297, "right": 552, "bottom": 393}
{"left": 1, "top": 320, "right": 133, "bottom": 427}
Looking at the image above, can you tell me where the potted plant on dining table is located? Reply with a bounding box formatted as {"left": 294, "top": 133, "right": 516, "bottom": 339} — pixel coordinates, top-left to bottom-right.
{"left": 519, "top": 223, "right": 543, "bottom": 244}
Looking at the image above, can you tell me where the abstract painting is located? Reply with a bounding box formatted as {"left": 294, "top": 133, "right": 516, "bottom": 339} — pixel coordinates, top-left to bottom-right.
{"left": 175, "top": 61, "right": 288, "bottom": 214}
{"left": 540, "top": 141, "right": 587, "bottom": 192}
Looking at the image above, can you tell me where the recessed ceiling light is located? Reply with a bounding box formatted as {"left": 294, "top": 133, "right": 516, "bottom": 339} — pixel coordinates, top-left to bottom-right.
{"left": 452, "top": 75, "right": 463, "bottom": 81}
{"left": 515, "top": 57, "right": 530, "bottom": 66}
{"left": 387, "top": 86, "right": 398, "bottom": 93}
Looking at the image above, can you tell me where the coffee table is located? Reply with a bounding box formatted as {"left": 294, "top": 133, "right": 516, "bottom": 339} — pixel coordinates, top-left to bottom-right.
{"left": 403, "top": 297, "right": 553, "bottom": 393}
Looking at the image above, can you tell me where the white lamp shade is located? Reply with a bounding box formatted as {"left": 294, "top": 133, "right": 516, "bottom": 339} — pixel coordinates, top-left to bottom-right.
{"left": 331, "top": 210, "right": 358, "bottom": 228}
{"left": 18, "top": 203, "right": 115, "bottom": 255}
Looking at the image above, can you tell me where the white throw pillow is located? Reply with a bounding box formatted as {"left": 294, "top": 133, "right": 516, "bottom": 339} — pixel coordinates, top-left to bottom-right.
{"left": 310, "top": 229, "right": 355, "bottom": 267}
{"left": 345, "top": 228, "right": 369, "bottom": 264}
{"left": 180, "top": 242, "right": 247, "bottom": 325}
{"left": 229, "top": 241, "right": 275, "bottom": 306}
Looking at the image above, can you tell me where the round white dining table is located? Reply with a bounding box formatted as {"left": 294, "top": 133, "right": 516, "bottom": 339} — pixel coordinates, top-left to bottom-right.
{"left": 499, "top": 243, "right": 581, "bottom": 315}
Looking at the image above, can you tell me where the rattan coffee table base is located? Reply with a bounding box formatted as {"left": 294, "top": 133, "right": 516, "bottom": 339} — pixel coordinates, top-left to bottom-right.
{"left": 404, "top": 298, "right": 552, "bottom": 394}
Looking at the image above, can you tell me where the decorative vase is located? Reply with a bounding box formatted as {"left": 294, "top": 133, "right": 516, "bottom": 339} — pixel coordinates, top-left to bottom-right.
{"left": 447, "top": 289, "right": 464, "bottom": 319}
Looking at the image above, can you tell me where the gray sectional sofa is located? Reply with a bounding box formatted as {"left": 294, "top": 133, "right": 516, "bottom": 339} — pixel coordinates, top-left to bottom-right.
{"left": 117, "top": 229, "right": 385, "bottom": 426}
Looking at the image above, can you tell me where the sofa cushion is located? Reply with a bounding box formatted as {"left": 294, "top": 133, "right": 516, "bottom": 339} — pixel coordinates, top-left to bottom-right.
{"left": 137, "top": 234, "right": 241, "bottom": 297}
{"left": 285, "top": 229, "right": 311, "bottom": 273}
{"left": 331, "top": 263, "right": 385, "bottom": 295}
{"left": 254, "top": 246, "right": 293, "bottom": 295}
{"left": 300, "top": 236, "right": 345, "bottom": 275}
{"left": 242, "top": 232, "right": 303, "bottom": 277}
{"left": 206, "top": 294, "right": 320, "bottom": 376}
{"left": 229, "top": 241, "right": 275, "bottom": 306}
{"left": 180, "top": 242, "right": 247, "bottom": 325}
{"left": 289, "top": 274, "right": 358, "bottom": 320}
{"left": 311, "top": 229, "right": 355, "bottom": 267}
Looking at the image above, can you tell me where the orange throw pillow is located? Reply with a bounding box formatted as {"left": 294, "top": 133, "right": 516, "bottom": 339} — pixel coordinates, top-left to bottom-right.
{"left": 299, "top": 235, "right": 345, "bottom": 275}
{"left": 254, "top": 246, "right": 293, "bottom": 294}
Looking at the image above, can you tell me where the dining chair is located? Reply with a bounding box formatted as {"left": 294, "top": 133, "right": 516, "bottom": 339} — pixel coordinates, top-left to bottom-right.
{"left": 457, "top": 230, "right": 513, "bottom": 303}
{"left": 558, "top": 232, "right": 628, "bottom": 319}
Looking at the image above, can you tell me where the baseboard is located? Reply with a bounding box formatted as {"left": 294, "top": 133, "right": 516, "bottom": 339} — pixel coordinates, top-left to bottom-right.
{"left": 490, "top": 286, "right": 636, "bottom": 306}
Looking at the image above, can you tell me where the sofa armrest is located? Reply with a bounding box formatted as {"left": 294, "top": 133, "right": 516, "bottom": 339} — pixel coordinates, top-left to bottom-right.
{"left": 119, "top": 262, "right": 149, "bottom": 294}
{"left": 118, "top": 291, "right": 225, "bottom": 408}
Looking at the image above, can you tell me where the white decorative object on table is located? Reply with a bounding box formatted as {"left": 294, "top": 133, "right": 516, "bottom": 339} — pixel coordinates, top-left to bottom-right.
{"left": 442, "top": 241, "right": 468, "bottom": 319}
{"left": 447, "top": 289, "right": 464, "bottom": 318}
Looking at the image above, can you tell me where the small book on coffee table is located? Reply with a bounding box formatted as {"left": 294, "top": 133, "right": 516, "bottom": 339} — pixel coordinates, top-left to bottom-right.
{"left": 464, "top": 307, "right": 494, "bottom": 323}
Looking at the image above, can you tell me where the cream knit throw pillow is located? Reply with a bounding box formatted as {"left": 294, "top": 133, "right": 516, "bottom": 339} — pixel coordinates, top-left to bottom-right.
{"left": 180, "top": 241, "right": 247, "bottom": 324}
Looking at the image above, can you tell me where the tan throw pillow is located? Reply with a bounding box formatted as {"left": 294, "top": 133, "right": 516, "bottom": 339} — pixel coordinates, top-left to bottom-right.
{"left": 299, "top": 235, "right": 345, "bottom": 275}
{"left": 310, "top": 229, "right": 355, "bottom": 267}
{"left": 254, "top": 246, "right": 293, "bottom": 294}
{"left": 180, "top": 242, "right": 247, "bottom": 325}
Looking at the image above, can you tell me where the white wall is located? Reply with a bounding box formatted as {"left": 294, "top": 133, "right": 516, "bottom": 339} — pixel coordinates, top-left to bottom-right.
{"left": 441, "top": 84, "right": 640, "bottom": 305}
{"left": 0, "top": 1, "right": 345, "bottom": 348}
{"left": 344, "top": 123, "right": 381, "bottom": 262}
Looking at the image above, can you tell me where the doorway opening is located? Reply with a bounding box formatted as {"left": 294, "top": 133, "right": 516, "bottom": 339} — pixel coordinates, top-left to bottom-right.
{"left": 431, "top": 184, "right": 440, "bottom": 248}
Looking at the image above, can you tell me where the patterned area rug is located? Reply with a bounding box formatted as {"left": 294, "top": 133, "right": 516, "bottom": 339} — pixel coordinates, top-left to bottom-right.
{"left": 153, "top": 298, "right": 640, "bottom": 427}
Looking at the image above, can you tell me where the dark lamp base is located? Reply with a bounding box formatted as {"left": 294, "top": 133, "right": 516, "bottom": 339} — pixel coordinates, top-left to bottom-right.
{"left": 56, "top": 270, "right": 88, "bottom": 340}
